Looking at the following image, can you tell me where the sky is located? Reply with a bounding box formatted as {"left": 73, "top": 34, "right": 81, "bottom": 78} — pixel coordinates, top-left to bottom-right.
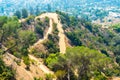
{"left": 0, "top": 0, "right": 2, "bottom": 2}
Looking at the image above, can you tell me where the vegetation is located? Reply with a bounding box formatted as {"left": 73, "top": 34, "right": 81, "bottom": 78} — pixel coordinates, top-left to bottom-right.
{"left": 43, "top": 34, "right": 59, "bottom": 53}
{"left": 0, "top": 56, "right": 15, "bottom": 79}
{"left": 45, "top": 46, "right": 119, "bottom": 80}
{"left": 45, "top": 74, "right": 55, "bottom": 80}
{"left": 43, "top": 22, "right": 59, "bottom": 53}
{"left": 58, "top": 11, "right": 120, "bottom": 66}
{"left": 14, "top": 10, "right": 21, "bottom": 19}
{"left": 0, "top": 14, "right": 37, "bottom": 76}
{"left": 112, "top": 23, "right": 120, "bottom": 33}
{"left": 22, "top": 9, "right": 28, "bottom": 18}
{"left": 0, "top": 11, "right": 120, "bottom": 80}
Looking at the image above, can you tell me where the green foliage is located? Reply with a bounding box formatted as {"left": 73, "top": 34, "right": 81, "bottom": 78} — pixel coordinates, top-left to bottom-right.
{"left": 3, "top": 20, "right": 20, "bottom": 37}
{"left": 104, "top": 66, "right": 120, "bottom": 77}
{"left": 69, "top": 16, "right": 78, "bottom": 26}
{"left": 26, "top": 15, "right": 35, "bottom": 25}
{"left": 45, "top": 53, "right": 59, "bottom": 69}
{"left": 22, "top": 9, "right": 28, "bottom": 18}
{"left": 55, "top": 70, "right": 66, "bottom": 80}
{"left": 66, "top": 32, "right": 82, "bottom": 46}
{"left": 14, "top": 10, "right": 21, "bottom": 19}
{"left": 34, "top": 77, "right": 43, "bottom": 80}
{"left": 65, "top": 46, "right": 113, "bottom": 80}
{"left": 35, "top": 24, "right": 44, "bottom": 38}
{"left": 30, "top": 48, "right": 45, "bottom": 58}
{"left": 84, "top": 22, "right": 93, "bottom": 32}
{"left": 111, "top": 23, "right": 120, "bottom": 33}
{"left": 23, "top": 56, "right": 30, "bottom": 70}
{"left": 93, "top": 71, "right": 107, "bottom": 80}
{"left": 0, "top": 16, "right": 20, "bottom": 55}
{"left": 46, "top": 46, "right": 117, "bottom": 80}
{"left": 45, "top": 17, "right": 49, "bottom": 23}
{"left": 45, "top": 74, "right": 54, "bottom": 80}
{"left": 0, "top": 15, "right": 36, "bottom": 57}
{"left": 43, "top": 40, "right": 59, "bottom": 53}
{"left": 116, "top": 55, "right": 120, "bottom": 65}
{"left": 58, "top": 12, "right": 120, "bottom": 67}
{"left": 0, "top": 16, "right": 7, "bottom": 27}
{"left": 56, "top": 11, "right": 70, "bottom": 26}
{"left": 52, "top": 23, "right": 59, "bottom": 35}
{"left": 0, "top": 57, "right": 15, "bottom": 80}
{"left": 19, "top": 30, "right": 37, "bottom": 46}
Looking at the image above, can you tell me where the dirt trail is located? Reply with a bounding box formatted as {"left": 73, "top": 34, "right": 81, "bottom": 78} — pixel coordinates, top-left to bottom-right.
{"left": 34, "top": 13, "right": 66, "bottom": 54}
{"left": 29, "top": 13, "right": 66, "bottom": 76}
{"left": 29, "top": 55, "right": 54, "bottom": 74}
{"left": 32, "top": 18, "right": 53, "bottom": 47}
{"left": 3, "top": 53, "right": 34, "bottom": 80}
{"left": 2, "top": 13, "right": 66, "bottom": 80}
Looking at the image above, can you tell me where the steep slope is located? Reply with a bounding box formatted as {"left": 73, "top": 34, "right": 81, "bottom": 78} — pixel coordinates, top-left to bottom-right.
{"left": 1, "top": 12, "right": 120, "bottom": 80}
{"left": 29, "top": 13, "right": 66, "bottom": 75}
{"left": 2, "top": 13, "right": 66, "bottom": 80}
{"left": 3, "top": 53, "right": 34, "bottom": 80}
{"left": 29, "top": 55, "right": 54, "bottom": 74}
{"left": 2, "top": 12, "right": 67, "bottom": 80}
{"left": 2, "top": 46, "right": 45, "bottom": 80}
{"left": 31, "top": 18, "right": 53, "bottom": 46}
{"left": 32, "top": 13, "right": 66, "bottom": 54}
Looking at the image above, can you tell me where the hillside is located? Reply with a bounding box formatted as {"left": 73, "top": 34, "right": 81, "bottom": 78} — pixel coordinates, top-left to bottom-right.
{"left": 0, "top": 12, "right": 120, "bottom": 80}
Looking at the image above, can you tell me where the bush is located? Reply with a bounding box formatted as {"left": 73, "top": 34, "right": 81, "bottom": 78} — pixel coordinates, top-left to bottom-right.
{"left": 93, "top": 71, "right": 107, "bottom": 80}
{"left": 34, "top": 77, "right": 43, "bottom": 80}
{"left": 66, "top": 32, "right": 82, "bottom": 46}
{"left": 55, "top": 70, "right": 66, "bottom": 80}
{"left": 23, "top": 56, "right": 30, "bottom": 70}
{"left": 45, "top": 74, "right": 55, "bottom": 80}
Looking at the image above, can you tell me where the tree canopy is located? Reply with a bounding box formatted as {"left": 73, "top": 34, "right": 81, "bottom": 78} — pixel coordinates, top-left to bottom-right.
{"left": 45, "top": 46, "right": 119, "bottom": 80}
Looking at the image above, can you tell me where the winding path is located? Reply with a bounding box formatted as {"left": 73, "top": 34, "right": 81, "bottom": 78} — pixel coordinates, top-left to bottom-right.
{"left": 29, "top": 13, "right": 66, "bottom": 75}
{"left": 33, "top": 13, "right": 66, "bottom": 54}
{"left": 3, "top": 13, "right": 66, "bottom": 80}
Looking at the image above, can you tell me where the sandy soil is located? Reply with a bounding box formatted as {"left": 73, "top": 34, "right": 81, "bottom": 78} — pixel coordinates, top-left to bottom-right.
{"left": 3, "top": 53, "right": 34, "bottom": 80}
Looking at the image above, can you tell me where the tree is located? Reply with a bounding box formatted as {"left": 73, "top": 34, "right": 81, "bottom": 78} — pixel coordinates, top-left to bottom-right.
{"left": 46, "top": 46, "right": 117, "bottom": 80}
{"left": 22, "top": 9, "right": 28, "bottom": 18}
{"left": 0, "top": 17, "right": 20, "bottom": 54}
{"left": 66, "top": 32, "right": 82, "bottom": 46}
{"left": 14, "top": 10, "right": 21, "bottom": 19}
{"left": 0, "top": 56, "right": 15, "bottom": 80}
{"left": 47, "top": 4, "right": 52, "bottom": 12}
{"left": 19, "top": 30, "right": 37, "bottom": 46}
{"left": 26, "top": 15, "right": 35, "bottom": 25}
{"left": 65, "top": 46, "right": 113, "bottom": 80}
{"left": 35, "top": 24, "right": 44, "bottom": 38}
{"left": 18, "top": 30, "right": 37, "bottom": 56}
{"left": 23, "top": 56, "right": 30, "bottom": 70}
{"left": 29, "top": 6, "right": 34, "bottom": 15}
{"left": 0, "top": 16, "right": 8, "bottom": 48}
{"left": 35, "top": 5, "right": 40, "bottom": 16}
{"left": 0, "top": 16, "right": 7, "bottom": 27}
